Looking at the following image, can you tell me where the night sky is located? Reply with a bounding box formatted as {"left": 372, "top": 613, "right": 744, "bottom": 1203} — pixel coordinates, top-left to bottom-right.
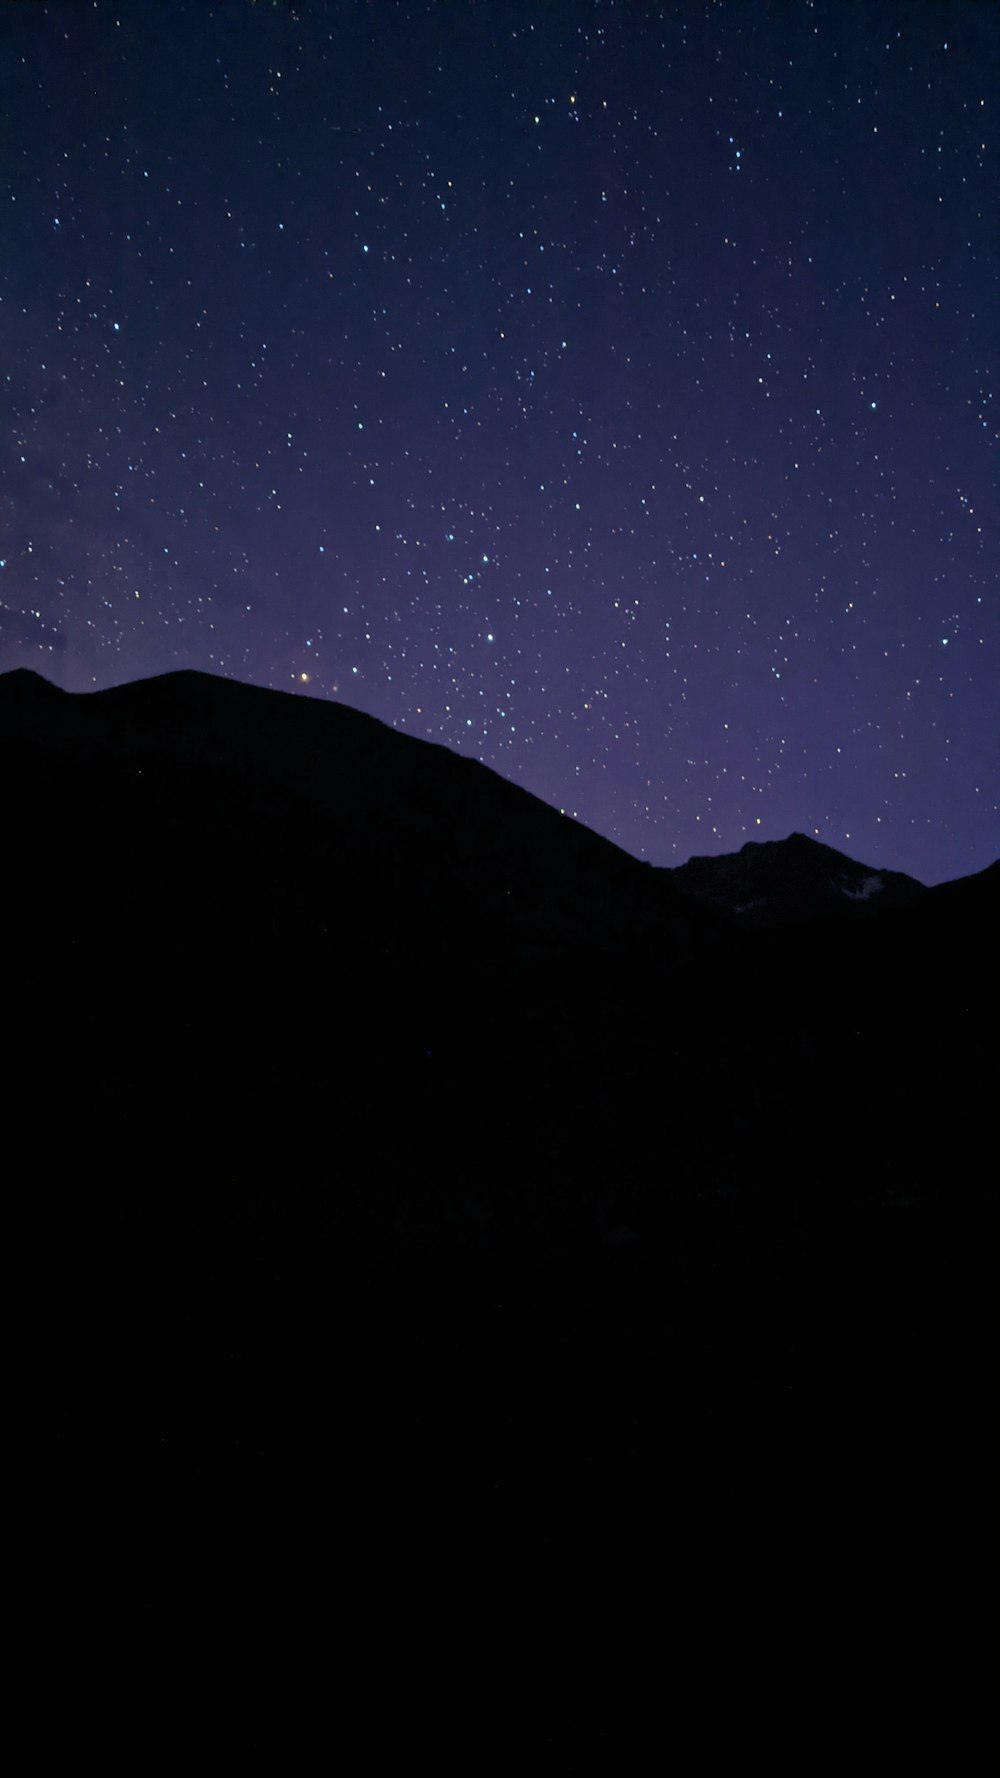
{"left": 2, "top": 0, "right": 997, "bottom": 884}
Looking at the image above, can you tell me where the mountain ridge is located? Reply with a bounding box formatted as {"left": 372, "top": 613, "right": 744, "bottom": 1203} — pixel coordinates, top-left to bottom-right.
{"left": 669, "top": 827, "right": 928, "bottom": 924}
{"left": 7, "top": 661, "right": 995, "bottom": 1730}
{"left": 2, "top": 665, "right": 986, "bottom": 898}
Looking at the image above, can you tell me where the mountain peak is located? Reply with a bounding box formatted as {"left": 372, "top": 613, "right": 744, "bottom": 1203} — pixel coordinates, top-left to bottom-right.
{"left": 739, "top": 831, "right": 834, "bottom": 858}
{"left": 0, "top": 666, "right": 66, "bottom": 697}
{"left": 670, "top": 831, "right": 925, "bottom": 924}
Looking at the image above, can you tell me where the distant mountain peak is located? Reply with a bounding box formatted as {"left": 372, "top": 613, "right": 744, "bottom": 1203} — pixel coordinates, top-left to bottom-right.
{"left": 746, "top": 831, "right": 810, "bottom": 846}
{"left": 670, "top": 831, "right": 925, "bottom": 925}
{"left": 739, "top": 831, "right": 839, "bottom": 859}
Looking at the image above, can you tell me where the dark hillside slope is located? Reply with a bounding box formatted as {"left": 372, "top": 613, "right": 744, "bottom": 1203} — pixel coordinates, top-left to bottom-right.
{"left": 5, "top": 668, "right": 995, "bottom": 1755}
{"left": 3, "top": 666, "right": 722, "bottom": 1232}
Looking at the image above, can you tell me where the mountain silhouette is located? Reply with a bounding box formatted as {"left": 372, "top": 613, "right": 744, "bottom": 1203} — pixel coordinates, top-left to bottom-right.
{"left": 4, "top": 665, "right": 993, "bottom": 1231}
{"left": 7, "top": 667, "right": 995, "bottom": 1738}
{"left": 670, "top": 830, "right": 926, "bottom": 923}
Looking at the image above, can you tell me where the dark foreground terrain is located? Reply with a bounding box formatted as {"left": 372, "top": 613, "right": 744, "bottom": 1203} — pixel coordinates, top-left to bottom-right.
{"left": 6, "top": 668, "right": 995, "bottom": 1757}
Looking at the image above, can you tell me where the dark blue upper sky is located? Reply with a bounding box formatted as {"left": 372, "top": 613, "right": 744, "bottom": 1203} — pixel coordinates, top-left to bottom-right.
{"left": 2, "top": 0, "right": 997, "bottom": 882}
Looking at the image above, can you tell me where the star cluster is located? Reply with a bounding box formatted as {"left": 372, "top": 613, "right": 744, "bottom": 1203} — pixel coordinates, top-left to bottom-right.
{"left": 2, "top": 0, "right": 996, "bottom": 882}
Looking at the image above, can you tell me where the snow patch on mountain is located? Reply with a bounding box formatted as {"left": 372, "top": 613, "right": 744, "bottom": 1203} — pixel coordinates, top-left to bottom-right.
{"left": 841, "top": 874, "right": 884, "bottom": 901}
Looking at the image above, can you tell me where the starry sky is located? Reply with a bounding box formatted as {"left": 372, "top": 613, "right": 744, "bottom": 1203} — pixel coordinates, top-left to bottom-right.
{"left": 2, "top": 0, "right": 997, "bottom": 884}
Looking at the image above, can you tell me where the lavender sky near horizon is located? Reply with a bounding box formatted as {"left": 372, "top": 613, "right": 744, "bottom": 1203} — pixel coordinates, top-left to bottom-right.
{"left": 2, "top": 0, "right": 997, "bottom": 884}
